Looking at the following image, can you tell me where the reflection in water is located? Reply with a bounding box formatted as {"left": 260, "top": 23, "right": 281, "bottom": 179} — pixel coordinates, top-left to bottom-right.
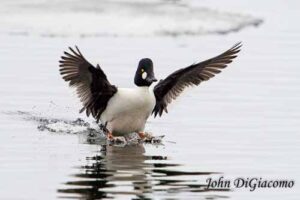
{"left": 58, "top": 143, "right": 230, "bottom": 200}
{"left": 6, "top": 112, "right": 229, "bottom": 199}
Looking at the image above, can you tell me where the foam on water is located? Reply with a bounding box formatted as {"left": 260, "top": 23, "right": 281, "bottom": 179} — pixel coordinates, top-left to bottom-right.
{"left": 4, "top": 111, "right": 98, "bottom": 134}
{"left": 0, "top": 0, "right": 263, "bottom": 37}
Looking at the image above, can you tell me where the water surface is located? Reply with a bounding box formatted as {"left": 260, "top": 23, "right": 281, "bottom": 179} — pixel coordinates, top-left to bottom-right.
{"left": 0, "top": 0, "right": 299, "bottom": 199}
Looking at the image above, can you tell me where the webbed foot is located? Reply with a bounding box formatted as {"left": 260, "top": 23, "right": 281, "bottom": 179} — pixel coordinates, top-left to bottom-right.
{"left": 107, "top": 132, "right": 127, "bottom": 145}
{"left": 138, "top": 132, "right": 164, "bottom": 143}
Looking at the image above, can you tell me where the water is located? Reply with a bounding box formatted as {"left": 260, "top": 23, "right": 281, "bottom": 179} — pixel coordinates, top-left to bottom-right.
{"left": 57, "top": 145, "right": 226, "bottom": 200}
{"left": 0, "top": 0, "right": 262, "bottom": 37}
{"left": 0, "top": 0, "right": 300, "bottom": 199}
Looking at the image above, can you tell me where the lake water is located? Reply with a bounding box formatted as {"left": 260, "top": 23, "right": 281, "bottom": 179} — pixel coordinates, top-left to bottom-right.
{"left": 0, "top": 0, "right": 299, "bottom": 199}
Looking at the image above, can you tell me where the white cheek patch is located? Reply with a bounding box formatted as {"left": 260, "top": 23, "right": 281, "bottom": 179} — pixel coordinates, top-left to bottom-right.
{"left": 142, "top": 72, "right": 147, "bottom": 80}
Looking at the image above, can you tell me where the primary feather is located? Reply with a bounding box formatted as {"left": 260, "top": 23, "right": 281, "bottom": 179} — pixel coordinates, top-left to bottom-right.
{"left": 152, "top": 42, "right": 242, "bottom": 117}
{"left": 59, "top": 46, "right": 117, "bottom": 122}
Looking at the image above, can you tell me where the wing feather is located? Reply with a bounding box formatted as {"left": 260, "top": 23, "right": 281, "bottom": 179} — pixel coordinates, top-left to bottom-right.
{"left": 59, "top": 46, "right": 117, "bottom": 122}
{"left": 153, "top": 42, "right": 242, "bottom": 117}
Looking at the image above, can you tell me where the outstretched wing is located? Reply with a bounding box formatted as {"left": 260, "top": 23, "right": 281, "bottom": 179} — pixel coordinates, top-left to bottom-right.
{"left": 59, "top": 46, "right": 117, "bottom": 122}
{"left": 153, "top": 42, "right": 242, "bottom": 117}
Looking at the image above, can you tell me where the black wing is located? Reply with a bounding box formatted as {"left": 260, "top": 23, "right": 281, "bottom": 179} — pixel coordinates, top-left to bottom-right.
{"left": 59, "top": 46, "right": 117, "bottom": 122}
{"left": 153, "top": 42, "right": 242, "bottom": 117}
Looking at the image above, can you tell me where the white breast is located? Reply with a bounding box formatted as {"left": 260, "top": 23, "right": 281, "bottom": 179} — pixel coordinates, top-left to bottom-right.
{"left": 100, "top": 87, "right": 156, "bottom": 135}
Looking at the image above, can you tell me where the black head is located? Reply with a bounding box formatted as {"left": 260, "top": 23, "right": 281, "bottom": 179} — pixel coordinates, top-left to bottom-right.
{"left": 134, "top": 58, "right": 157, "bottom": 87}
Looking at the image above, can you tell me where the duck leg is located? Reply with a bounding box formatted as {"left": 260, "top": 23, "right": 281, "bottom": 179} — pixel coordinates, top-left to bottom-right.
{"left": 138, "top": 132, "right": 164, "bottom": 143}
{"left": 107, "top": 132, "right": 114, "bottom": 140}
{"left": 138, "top": 132, "right": 153, "bottom": 140}
{"left": 107, "top": 132, "right": 127, "bottom": 144}
{"left": 99, "top": 123, "right": 118, "bottom": 141}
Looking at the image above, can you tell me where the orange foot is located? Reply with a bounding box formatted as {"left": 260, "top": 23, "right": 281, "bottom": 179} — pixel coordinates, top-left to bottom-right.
{"left": 138, "top": 132, "right": 153, "bottom": 140}
{"left": 138, "top": 132, "right": 146, "bottom": 139}
{"left": 107, "top": 132, "right": 114, "bottom": 140}
{"left": 107, "top": 132, "right": 126, "bottom": 144}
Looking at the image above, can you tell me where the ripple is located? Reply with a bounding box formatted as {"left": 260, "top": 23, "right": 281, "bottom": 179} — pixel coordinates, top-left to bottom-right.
{"left": 58, "top": 144, "right": 229, "bottom": 199}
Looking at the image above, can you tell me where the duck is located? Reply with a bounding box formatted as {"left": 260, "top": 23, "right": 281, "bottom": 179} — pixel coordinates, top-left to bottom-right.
{"left": 59, "top": 42, "right": 241, "bottom": 141}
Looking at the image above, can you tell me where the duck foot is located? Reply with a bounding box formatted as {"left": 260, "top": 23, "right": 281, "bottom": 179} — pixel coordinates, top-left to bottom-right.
{"left": 107, "top": 132, "right": 127, "bottom": 145}
{"left": 108, "top": 136, "right": 127, "bottom": 145}
{"left": 138, "top": 132, "right": 164, "bottom": 144}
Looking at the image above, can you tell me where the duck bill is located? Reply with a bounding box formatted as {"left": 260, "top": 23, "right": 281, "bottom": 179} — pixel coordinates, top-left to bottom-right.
{"left": 146, "top": 75, "right": 157, "bottom": 83}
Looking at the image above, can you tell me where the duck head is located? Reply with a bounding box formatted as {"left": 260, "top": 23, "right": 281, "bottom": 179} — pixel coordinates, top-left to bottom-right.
{"left": 134, "top": 58, "right": 157, "bottom": 87}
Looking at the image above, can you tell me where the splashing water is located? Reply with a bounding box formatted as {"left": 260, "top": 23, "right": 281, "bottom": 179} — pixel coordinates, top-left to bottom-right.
{"left": 4, "top": 110, "right": 164, "bottom": 146}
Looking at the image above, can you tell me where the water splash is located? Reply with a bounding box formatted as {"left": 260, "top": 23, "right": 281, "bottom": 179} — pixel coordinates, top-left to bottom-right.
{"left": 3, "top": 110, "right": 164, "bottom": 146}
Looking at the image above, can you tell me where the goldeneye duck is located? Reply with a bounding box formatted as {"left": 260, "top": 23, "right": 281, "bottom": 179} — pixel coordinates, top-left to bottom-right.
{"left": 59, "top": 42, "right": 241, "bottom": 140}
